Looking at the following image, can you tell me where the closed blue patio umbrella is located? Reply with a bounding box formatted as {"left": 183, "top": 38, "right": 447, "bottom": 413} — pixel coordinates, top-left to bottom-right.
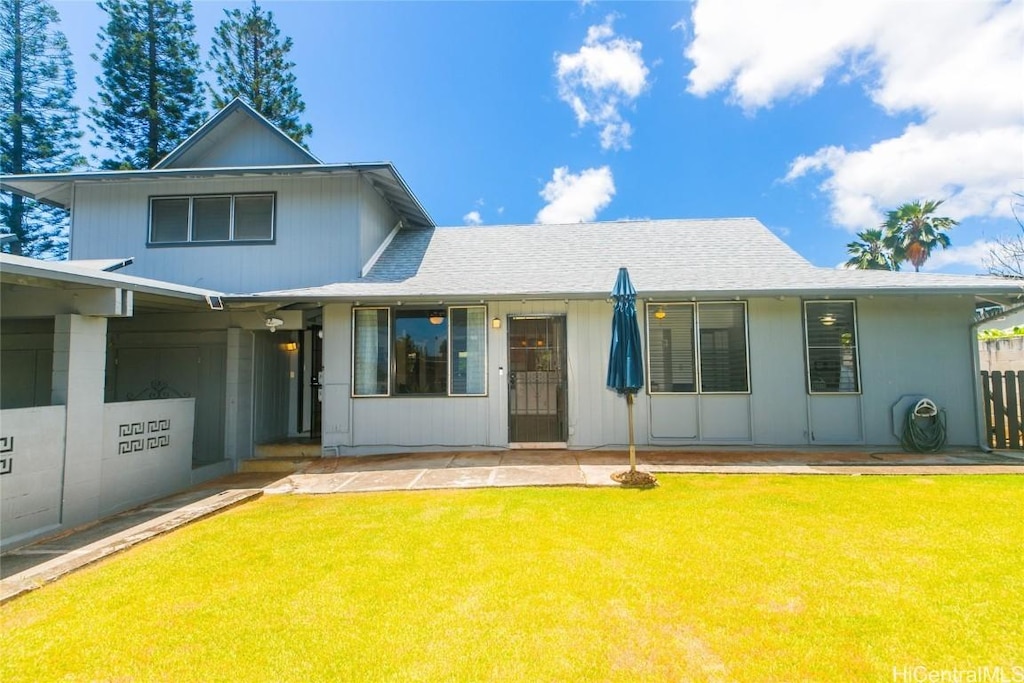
{"left": 606, "top": 267, "right": 649, "bottom": 481}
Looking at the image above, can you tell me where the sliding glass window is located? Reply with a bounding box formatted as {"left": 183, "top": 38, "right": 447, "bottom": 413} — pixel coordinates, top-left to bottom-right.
{"left": 804, "top": 301, "right": 860, "bottom": 394}
{"left": 352, "top": 306, "right": 487, "bottom": 397}
{"left": 647, "top": 302, "right": 749, "bottom": 394}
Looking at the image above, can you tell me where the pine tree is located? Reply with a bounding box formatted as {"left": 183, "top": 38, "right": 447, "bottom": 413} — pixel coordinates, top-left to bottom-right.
{"left": 88, "top": 0, "right": 205, "bottom": 169}
{"left": 0, "top": 0, "right": 82, "bottom": 258}
{"left": 208, "top": 1, "right": 312, "bottom": 144}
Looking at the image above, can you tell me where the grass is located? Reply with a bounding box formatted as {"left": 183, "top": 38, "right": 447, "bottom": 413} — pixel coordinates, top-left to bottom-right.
{"left": 2, "top": 475, "right": 1022, "bottom": 682}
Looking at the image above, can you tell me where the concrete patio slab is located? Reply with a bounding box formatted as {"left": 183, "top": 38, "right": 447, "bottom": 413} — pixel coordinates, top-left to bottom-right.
{"left": 449, "top": 452, "right": 504, "bottom": 468}
{"left": 413, "top": 466, "right": 496, "bottom": 489}
{"left": 338, "top": 468, "right": 427, "bottom": 492}
{"left": 491, "top": 464, "right": 586, "bottom": 487}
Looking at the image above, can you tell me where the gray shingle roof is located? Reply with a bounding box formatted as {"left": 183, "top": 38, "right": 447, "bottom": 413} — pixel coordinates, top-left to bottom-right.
{"left": 244, "top": 218, "right": 1024, "bottom": 301}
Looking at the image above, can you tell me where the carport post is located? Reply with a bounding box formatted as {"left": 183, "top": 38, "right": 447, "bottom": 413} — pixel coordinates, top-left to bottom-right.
{"left": 51, "top": 314, "right": 108, "bottom": 527}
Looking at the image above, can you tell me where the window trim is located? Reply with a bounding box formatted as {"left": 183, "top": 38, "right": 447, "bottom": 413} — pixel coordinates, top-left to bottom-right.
{"left": 645, "top": 300, "right": 751, "bottom": 396}
{"left": 350, "top": 305, "right": 488, "bottom": 398}
{"left": 147, "top": 192, "right": 276, "bottom": 246}
{"left": 802, "top": 299, "right": 862, "bottom": 396}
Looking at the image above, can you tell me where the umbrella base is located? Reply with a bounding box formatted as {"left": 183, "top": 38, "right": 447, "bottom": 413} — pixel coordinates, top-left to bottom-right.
{"left": 611, "top": 470, "right": 658, "bottom": 487}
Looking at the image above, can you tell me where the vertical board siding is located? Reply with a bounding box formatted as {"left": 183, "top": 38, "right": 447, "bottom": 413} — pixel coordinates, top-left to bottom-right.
{"left": 746, "top": 298, "right": 808, "bottom": 444}
{"left": 358, "top": 177, "right": 400, "bottom": 268}
{"left": 981, "top": 370, "right": 1024, "bottom": 449}
{"left": 72, "top": 175, "right": 362, "bottom": 292}
{"left": 858, "top": 296, "right": 977, "bottom": 446}
{"left": 170, "top": 114, "right": 313, "bottom": 169}
{"left": 252, "top": 332, "right": 292, "bottom": 444}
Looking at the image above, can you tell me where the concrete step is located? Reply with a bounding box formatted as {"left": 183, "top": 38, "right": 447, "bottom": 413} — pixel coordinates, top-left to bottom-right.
{"left": 253, "top": 441, "right": 322, "bottom": 460}
{"left": 239, "top": 458, "right": 312, "bottom": 474}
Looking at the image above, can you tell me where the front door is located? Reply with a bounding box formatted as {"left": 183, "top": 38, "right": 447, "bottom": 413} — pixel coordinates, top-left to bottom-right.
{"left": 508, "top": 316, "right": 568, "bottom": 444}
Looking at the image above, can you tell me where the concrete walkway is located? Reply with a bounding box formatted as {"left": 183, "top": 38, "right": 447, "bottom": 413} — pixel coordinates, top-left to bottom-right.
{"left": 3, "top": 448, "right": 1021, "bottom": 603}
{"left": 268, "top": 448, "right": 1024, "bottom": 495}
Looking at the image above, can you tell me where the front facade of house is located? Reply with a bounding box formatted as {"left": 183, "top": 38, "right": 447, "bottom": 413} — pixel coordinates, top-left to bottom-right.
{"left": 2, "top": 100, "right": 1021, "bottom": 546}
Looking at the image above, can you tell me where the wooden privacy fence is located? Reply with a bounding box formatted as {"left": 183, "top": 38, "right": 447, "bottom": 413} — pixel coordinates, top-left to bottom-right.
{"left": 980, "top": 370, "right": 1024, "bottom": 449}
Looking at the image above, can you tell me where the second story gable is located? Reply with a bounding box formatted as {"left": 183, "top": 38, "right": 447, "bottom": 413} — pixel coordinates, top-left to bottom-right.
{"left": 1, "top": 100, "right": 433, "bottom": 293}
{"left": 154, "top": 98, "right": 322, "bottom": 170}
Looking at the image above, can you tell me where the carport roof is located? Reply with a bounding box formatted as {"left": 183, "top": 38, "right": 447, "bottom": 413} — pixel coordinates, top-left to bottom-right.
{"left": 1, "top": 254, "right": 221, "bottom": 308}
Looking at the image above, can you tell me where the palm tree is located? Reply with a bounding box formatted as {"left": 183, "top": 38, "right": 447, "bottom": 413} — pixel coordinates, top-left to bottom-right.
{"left": 845, "top": 228, "right": 899, "bottom": 270}
{"left": 882, "top": 200, "right": 957, "bottom": 272}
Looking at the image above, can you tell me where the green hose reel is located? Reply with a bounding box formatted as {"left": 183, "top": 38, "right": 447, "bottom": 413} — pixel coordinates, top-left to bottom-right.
{"left": 900, "top": 398, "right": 947, "bottom": 453}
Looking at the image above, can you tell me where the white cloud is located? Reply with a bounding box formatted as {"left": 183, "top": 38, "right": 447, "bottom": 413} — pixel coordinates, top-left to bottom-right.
{"left": 462, "top": 210, "right": 483, "bottom": 226}
{"left": 685, "top": 0, "right": 1024, "bottom": 231}
{"left": 919, "top": 239, "right": 997, "bottom": 272}
{"left": 536, "top": 166, "right": 616, "bottom": 224}
{"left": 556, "top": 15, "right": 650, "bottom": 150}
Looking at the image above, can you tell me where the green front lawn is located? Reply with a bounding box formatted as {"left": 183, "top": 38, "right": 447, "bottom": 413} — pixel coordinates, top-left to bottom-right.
{"left": 2, "top": 475, "right": 1022, "bottom": 682}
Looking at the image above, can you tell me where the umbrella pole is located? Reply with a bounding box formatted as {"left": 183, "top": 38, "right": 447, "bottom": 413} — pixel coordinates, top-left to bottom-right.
{"left": 627, "top": 392, "right": 636, "bottom": 473}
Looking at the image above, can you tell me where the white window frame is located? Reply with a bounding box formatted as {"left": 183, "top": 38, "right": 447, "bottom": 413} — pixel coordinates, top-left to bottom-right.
{"left": 645, "top": 301, "right": 751, "bottom": 395}
{"left": 148, "top": 193, "right": 275, "bottom": 244}
{"left": 803, "top": 300, "right": 862, "bottom": 395}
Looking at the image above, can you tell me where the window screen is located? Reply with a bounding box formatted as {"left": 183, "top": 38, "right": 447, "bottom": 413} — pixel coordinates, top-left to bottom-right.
{"left": 805, "top": 301, "right": 859, "bottom": 393}
{"left": 233, "top": 195, "right": 274, "bottom": 240}
{"left": 647, "top": 304, "right": 696, "bottom": 393}
{"left": 192, "top": 196, "right": 231, "bottom": 241}
{"left": 150, "top": 198, "right": 189, "bottom": 243}
{"left": 697, "top": 303, "right": 748, "bottom": 393}
{"left": 353, "top": 308, "right": 390, "bottom": 396}
{"left": 450, "top": 306, "right": 486, "bottom": 395}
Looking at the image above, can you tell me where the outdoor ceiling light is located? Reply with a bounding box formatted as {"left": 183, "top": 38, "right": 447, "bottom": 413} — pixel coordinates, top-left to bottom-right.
{"left": 819, "top": 313, "right": 837, "bottom": 326}
{"left": 428, "top": 311, "right": 445, "bottom": 325}
{"left": 265, "top": 316, "right": 284, "bottom": 332}
{"left": 491, "top": 317, "right": 502, "bottom": 329}
{"left": 654, "top": 307, "right": 667, "bottom": 320}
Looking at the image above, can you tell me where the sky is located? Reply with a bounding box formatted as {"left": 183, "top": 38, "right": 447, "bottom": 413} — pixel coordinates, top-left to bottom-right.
{"left": 49, "top": 0, "right": 1024, "bottom": 273}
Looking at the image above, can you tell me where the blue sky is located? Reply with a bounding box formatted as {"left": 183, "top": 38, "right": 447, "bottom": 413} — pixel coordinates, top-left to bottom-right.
{"left": 52, "top": 0, "right": 1024, "bottom": 273}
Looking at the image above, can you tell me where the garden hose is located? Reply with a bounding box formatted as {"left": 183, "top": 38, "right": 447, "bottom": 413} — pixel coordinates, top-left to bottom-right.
{"left": 901, "top": 404, "right": 947, "bottom": 453}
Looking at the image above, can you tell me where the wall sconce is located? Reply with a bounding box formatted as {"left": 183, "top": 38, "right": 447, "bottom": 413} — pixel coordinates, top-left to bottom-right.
{"left": 428, "top": 310, "right": 445, "bottom": 325}
{"left": 653, "top": 307, "right": 667, "bottom": 320}
{"left": 819, "top": 313, "right": 837, "bottom": 326}
{"left": 491, "top": 316, "right": 502, "bottom": 329}
{"left": 280, "top": 341, "right": 298, "bottom": 351}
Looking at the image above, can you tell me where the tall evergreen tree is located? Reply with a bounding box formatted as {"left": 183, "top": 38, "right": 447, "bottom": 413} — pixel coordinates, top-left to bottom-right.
{"left": 88, "top": 0, "right": 204, "bottom": 169}
{"left": 208, "top": 1, "right": 312, "bottom": 144}
{"left": 0, "top": 0, "right": 81, "bottom": 258}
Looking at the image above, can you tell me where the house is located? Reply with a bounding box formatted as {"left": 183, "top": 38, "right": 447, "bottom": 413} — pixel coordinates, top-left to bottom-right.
{"left": 2, "top": 99, "right": 1022, "bottom": 547}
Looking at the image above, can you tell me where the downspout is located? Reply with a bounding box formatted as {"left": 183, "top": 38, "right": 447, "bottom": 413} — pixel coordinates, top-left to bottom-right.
{"left": 970, "top": 300, "right": 1024, "bottom": 452}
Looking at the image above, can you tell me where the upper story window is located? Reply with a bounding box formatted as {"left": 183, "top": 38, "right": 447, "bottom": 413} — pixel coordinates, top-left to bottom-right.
{"left": 804, "top": 301, "right": 860, "bottom": 394}
{"left": 149, "top": 193, "right": 274, "bottom": 244}
{"left": 646, "top": 301, "right": 749, "bottom": 394}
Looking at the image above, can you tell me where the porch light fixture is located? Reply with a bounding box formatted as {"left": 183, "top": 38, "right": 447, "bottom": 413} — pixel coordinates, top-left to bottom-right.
{"left": 654, "top": 307, "right": 667, "bottom": 320}
{"left": 491, "top": 316, "right": 501, "bottom": 329}
{"left": 265, "top": 316, "right": 284, "bottom": 332}
{"left": 819, "top": 313, "right": 837, "bottom": 326}
{"left": 280, "top": 342, "right": 298, "bottom": 352}
{"left": 428, "top": 310, "right": 445, "bottom": 325}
